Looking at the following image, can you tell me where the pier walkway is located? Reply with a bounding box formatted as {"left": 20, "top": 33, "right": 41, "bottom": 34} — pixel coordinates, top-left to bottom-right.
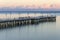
{"left": 0, "top": 13, "right": 56, "bottom": 28}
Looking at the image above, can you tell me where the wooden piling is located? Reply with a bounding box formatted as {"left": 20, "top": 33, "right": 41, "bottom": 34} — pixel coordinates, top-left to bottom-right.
{"left": 0, "top": 14, "right": 56, "bottom": 29}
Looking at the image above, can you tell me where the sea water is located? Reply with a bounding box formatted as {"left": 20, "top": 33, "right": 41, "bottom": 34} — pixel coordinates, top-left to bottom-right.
{"left": 0, "top": 13, "right": 59, "bottom": 40}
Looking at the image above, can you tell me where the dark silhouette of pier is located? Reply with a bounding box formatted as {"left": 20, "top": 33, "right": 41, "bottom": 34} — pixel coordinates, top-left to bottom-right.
{"left": 0, "top": 13, "right": 56, "bottom": 29}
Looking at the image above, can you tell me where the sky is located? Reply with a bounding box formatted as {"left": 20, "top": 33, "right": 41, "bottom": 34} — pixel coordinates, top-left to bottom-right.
{"left": 0, "top": 0, "right": 60, "bottom": 8}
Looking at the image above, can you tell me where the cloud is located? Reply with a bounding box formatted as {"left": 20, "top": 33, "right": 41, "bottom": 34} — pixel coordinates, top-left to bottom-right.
{"left": 0, "top": 0, "right": 60, "bottom": 8}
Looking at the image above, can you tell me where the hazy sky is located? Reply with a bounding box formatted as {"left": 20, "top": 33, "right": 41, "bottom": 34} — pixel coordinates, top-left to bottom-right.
{"left": 0, "top": 0, "right": 60, "bottom": 8}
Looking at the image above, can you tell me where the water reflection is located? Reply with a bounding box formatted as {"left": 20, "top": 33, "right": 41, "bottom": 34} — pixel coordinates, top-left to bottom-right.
{"left": 0, "top": 16, "right": 58, "bottom": 40}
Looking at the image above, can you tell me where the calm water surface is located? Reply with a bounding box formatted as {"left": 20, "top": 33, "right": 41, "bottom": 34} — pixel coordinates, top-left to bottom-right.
{"left": 0, "top": 13, "right": 60, "bottom": 40}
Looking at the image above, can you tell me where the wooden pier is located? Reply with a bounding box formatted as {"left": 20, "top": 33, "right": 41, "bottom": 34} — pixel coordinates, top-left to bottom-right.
{"left": 0, "top": 13, "right": 56, "bottom": 29}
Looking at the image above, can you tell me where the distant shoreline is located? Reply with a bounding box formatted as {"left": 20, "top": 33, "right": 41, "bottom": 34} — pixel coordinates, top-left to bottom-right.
{"left": 0, "top": 11, "right": 60, "bottom": 13}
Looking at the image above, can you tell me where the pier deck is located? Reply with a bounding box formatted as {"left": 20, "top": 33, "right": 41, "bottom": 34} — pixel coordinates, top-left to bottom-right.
{"left": 0, "top": 13, "right": 56, "bottom": 29}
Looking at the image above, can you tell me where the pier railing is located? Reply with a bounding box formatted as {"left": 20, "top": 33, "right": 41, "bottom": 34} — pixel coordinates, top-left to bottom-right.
{"left": 0, "top": 13, "right": 56, "bottom": 29}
